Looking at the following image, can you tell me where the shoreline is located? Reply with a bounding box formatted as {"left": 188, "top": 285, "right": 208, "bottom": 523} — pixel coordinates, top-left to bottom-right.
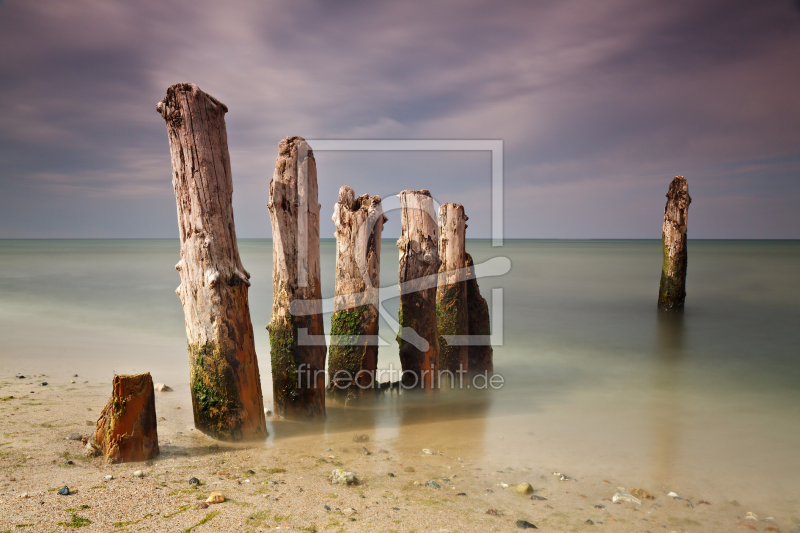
{"left": 1, "top": 374, "right": 796, "bottom": 532}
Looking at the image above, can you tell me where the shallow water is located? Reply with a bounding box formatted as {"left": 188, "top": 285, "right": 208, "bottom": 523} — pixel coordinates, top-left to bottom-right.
{"left": 1, "top": 239, "right": 798, "bottom": 512}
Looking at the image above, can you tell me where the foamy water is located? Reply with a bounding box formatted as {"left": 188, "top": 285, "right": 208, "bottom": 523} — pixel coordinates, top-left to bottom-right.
{"left": 1, "top": 239, "right": 798, "bottom": 513}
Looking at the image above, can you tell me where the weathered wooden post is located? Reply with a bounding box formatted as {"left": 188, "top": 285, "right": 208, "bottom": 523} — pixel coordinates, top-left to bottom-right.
{"left": 95, "top": 372, "right": 159, "bottom": 463}
{"left": 397, "top": 190, "right": 440, "bottom": 390}
{"left": 658, "top": 176, "right": 691, "bottom": 311}
{"left": 465, "top": 253, "right": 494, "bottom": 374}
{"left": 328, "top": 186, "right": 387, "bottom": 403}
{"left": 436, "top": 203, "right": 469, "bottom": 383}
{"left": 267, "top": 136, "right": 326, "bottom": 418}
{"left": 157, "top": 83, "right": 266, "bottom": 441}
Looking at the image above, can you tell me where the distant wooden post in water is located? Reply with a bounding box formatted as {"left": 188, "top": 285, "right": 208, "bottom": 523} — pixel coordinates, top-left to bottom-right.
{"left": 658, "top": 176, "right": 691, "bottom": 311}
{"left": 436, "top": 203, "right": 469, "bottom": 381}
{"left": 397, "top": 190, "right": 441, "bottom": 390}
{"left": 465, "top": 253, "right": 493, "bottom": 374}
{"left": 157, "top": 83, "right": 266, "bottom": 441}
{"left": 267, "top": 136, "right": 326, "bottom": 419}
{"left": 328, "top": 186, "right": 387, "bottom": 403}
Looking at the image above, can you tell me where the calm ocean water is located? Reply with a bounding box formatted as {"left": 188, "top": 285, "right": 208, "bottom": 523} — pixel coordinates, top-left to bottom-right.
{"left": 1, "top": 239, "right": 798, "bottom": 509}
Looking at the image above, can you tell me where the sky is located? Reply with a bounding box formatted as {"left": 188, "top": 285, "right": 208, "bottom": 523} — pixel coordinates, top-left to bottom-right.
{"left": 1, "top": 0, "right": 799, "bottom": 239}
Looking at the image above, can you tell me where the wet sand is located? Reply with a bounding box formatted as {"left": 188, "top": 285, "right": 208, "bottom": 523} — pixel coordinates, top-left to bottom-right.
{"left": 1, "top": 374, "right": 796, "bottom": 533}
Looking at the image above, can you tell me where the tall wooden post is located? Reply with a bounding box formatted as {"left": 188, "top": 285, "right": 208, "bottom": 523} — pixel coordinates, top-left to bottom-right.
{"left": 436, "top": 203, "right": 469, "bottom": 382}
{"left": 397, "top": 190, "right": 440, "bottom": 390}
{"left": 267, "top": 136, "right": 326, "bottom": 419}
{"left": 465, "top": 253, "right": 493, "bottom": 374}
{"left": 328, "top": 186, "right": 387, "bottom": 403}
{"left": 157, "top": 83, "right": 266, "bottom": 441}
{"left": 658, "top": 176, "right": 691, "bottom": 311}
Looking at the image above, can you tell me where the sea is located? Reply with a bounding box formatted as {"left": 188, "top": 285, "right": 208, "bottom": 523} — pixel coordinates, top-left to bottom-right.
{"left": 1, "top": 239, "right": 798, "bottom": 513}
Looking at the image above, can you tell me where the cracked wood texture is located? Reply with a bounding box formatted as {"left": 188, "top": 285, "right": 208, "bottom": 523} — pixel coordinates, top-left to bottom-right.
{"left": 157, "top": 83, "right": 266, "bottom": 441}
{"left": 267, "top": 136, "right": 326, "bottom": 419}
{"left": 465, "top": 253, "right": 494, "bottom": 374}
{"left": 658, "top": 176, "right": 691, "bottom": 311}
{"left": 436, "top": 203, "right": 469, "bottom": 379}
{"left": 328, "top": 186, "right": 387, "bottom": 403}
{"left": 397, "top": 190, "right": 441, "bottom": 390}
{"left": 95, "top": 373, "right": 159, "bottom": 463}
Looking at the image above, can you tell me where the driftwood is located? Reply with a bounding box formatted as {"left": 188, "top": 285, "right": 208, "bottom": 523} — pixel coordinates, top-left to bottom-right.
{"left": 397, "top": 190, "right": 441, "bottom": 390}
{"left": 95, "top": 373, "right": 159, "bottom": 463}
{"left": 436, "top": 203, "right": 469, "bottom": 379}
{"left": 157, "top": 83, "right": 266, "bottom": 441}
{"left": 328, "top": 186, "right": 387, "bottom": 402}
{"left": 658, "top": 176, "right": 691, "bottom": 311}
{"left": 267, "top": 136, "right": 326, "bottom": 419}
{"left": 465, "top": 253, "right": 494, "bottom": 374}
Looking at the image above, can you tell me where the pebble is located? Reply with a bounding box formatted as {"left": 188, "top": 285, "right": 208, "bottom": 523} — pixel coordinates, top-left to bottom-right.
{"left": 630, "top": 488, "right": 655, "bottom": 500}
{"left": 73, "top": 374, "right": 78, "bottom": 377}
{"left": 531, "top": 495, "right": 547, "bottom": 501}
{"left": 133, "top": 470, "right": 143, "bottom": 477}
{"left": 20, "top": 493, "right": 28, "bottom": 498}
{"left": 745, "top": 512, "right": 758, "bottom": 521}
{"left": 330, "top": 469, "right": 359, "bottom": 485}
{"left": 70, "top": 380, "right": 75, "bottom": 384}
{"left": 57, "top": 486, "right": 70, "bottom": 496}
{"left": 516, "top": 519, "right": 537, "bottom": 529}
{"left": 206, "top": 492, "right": 225, "bottom": 504}
{"left": 189, "top": 477, "right": 200, "bottom": 486}
{"left": 154, "top": 383, "right": 173, "bottom": 392}
{"left": 342, "top": 508, "right": 356, "bottom": 517}
{"left": 425, "top": 480, "right": 441, "bottom": 489}
{"left": 612, "top": 492, "right": 642, "bottom": 504}
{"left": 197, "top": 502, "right": 208, "bottom": 509}
{"left": 585, "top": 519, "right": 594, "bottom": 525}
{"left": 353, "top": 434, "right": 369, "bottom": 443}
{"left": 422, "top": 448, "right": 433, "bottom": 455}
{"left": 67, "top": 432, "right": 82, "bottom": 440}
{"left": 85, "top": 420, "right": 94, "bottom": 426}
{"left": 40, "top": 382, "right": 48, "bottom": 386}
{"left": 387, "top": 472, "right": 395, "bottom": 477}
{"left": 104, "top": 475, "right": 113, "bottom": 480}
{"left": 17, "top": 375, "right": 25, "bottom": 379}
{"left": 324, "top": 504, "right": 331, "bottom": 511}
{"left": 514, "top": 483, "right": 533, "bottom": 494}
{"left": 404, "top": 466, "right": 415, "bottom": 473}
{"left": 246, "top": 469, "right": 255, "bottom": 475}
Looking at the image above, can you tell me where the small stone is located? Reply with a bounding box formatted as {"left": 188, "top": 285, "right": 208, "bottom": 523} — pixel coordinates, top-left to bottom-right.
{"left": 514, "top": 483, "right": 533, "bottom": 494}
{"left": 197, "top": 502, "right": 208, "bottom": 509}
{"left": 71, "top": 380, "right": 75, "bottom": 384}
{"left": 360, "top": 447, "right": 371, "bottom": 455}
{"left": 189, "top": 477, "right": 200, "bottom": 486}
{"left": 404, "top": 466, "right": 415, "bottom": 473}
{"left": 57, "top": 486, "right": 70, "bottom": 496}
{"left": 422, "top": 448, "right": 433, "bottom": 455}
{"left": 65, "top": 460, "right": 74, "bottom": 465}
{"left": 133, "top": 470, "right": 144, "bottom": 477}
{"left": 40, "top": 382, "right": 48, "bottom": 386}
{"left": 73, "top": 374, "right": 78, "bottom": 377}
{"left": 17, "top": 375, "right": 25, "bottom": 379}
{"left": 516, "top": 519, "right": 537, "bottom": 529}
{"left": 425, "top": 480, "right": 441, "bottom": 489}
{"left": 324, "top": 504, "right": 331, "bottom": 511}
{"left": 20, "top": 493, "right": 28, "bottom": 498}
{"left": 585, "top": 519, "right": 594, "bottom": 525}
{"left": 456, "top": 492, "right": 466, "bottom": 496}
{"left": 486, "top": 489, "right": 494, "bottom": 493}
{"left": 154, "top": 383, "right": 173, "bottom": 392}
{"left": 104, "top": 475, "right": 113, "bottom": 480}
{"left": 84, "top": 442, "right": 101, "bottom": 457}
{"left": 330, "top": 469, "right": 359, "bottom": 485}
{"left": 531, "top": 495, "right": 547, "bottom": 501}
{"left": 206, "top": 492, "right": 225, "bottom": 504}
{"left": 85, "top": 420, "right": 93, "bottom": 426}
{"left": 246, "top": 469, "right": 255, "bottom": 475}
{"left": 342, "top": 508, "right": 356, "bottom": 517}
{"left": 387, "top": 472, "right": 395, "bottom": 477}
{"left": 353, "top": 434, "right": 369, "bottom": 443}
{"left": 630, "top": 488, "right": 655, "bottom": 500}
{"left": 67, "top": 432, "right": 82, "bottom": 441}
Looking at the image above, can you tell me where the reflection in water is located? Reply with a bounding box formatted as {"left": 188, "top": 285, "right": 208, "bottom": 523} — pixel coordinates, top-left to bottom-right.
{"left": 265, "top": 385, "right": 492, "bottom": 456}
{"left": 651, "top": 311, "right": 686, "bottom": 486}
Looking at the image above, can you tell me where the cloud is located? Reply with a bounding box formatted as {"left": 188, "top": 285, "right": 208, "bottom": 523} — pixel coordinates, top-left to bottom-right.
{"left": 0, "top": 0, "right": 798, "bottom": 238}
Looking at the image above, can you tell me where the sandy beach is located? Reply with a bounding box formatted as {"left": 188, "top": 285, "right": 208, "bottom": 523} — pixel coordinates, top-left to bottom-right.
{"left": 1, "top": 373, "right": 795, "bottom": 533}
